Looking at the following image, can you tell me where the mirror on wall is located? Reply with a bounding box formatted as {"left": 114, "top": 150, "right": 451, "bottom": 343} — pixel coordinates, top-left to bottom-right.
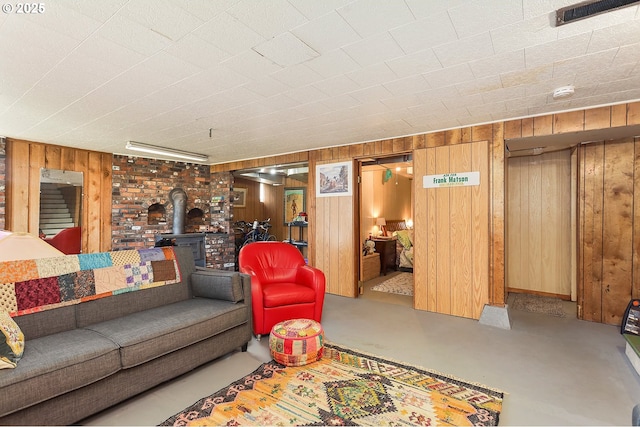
{"left": 39, "top": 168, "right": 83, "bottom": 238}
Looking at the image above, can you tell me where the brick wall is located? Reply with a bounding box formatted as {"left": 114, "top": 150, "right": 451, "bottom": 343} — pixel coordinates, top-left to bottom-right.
{"left": 112, "top": 155, "right": 236, "bottom": 270}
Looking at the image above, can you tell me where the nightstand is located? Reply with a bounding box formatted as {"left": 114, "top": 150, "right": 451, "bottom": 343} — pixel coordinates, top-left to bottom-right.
{"left": 373, "top": 239, "right": 396, "bottom": 275}
{"left": 362, "top": 253, "right": 380, "bottom": 281}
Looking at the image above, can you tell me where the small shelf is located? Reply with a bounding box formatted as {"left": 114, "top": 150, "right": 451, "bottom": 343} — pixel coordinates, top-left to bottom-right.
{"left": 287, "top": 222, "right": 308, "bottom": 253}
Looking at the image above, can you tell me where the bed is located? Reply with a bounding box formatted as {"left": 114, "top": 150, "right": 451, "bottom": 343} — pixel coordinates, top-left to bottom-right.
{"left": 385, "top": 220, "right": 413, "bottom": 272}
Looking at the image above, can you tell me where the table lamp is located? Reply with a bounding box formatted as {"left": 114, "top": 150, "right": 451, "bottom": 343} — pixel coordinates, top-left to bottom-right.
{"left": 376, "top": 217, "right": 386, "bottom": 236}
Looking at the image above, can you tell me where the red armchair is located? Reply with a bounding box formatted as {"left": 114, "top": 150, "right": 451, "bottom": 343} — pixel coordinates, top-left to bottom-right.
{"left": 239, "top": 241, "right": 325, "bottom": 339}
{"left": 44, "top": 226, "right": 81, "bottom": 255}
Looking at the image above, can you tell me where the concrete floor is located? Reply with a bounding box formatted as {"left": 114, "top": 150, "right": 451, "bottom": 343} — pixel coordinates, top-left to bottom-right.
{"left": 82, "top": 271, "right": 640, "bottom": 426}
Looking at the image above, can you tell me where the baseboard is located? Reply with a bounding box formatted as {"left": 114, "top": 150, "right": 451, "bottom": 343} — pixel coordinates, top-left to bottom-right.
{"left": 507, "top": 287, "right": 571, "bottom": 301}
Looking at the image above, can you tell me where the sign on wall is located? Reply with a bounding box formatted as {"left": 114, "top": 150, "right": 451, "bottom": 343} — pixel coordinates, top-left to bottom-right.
{"left": 423, "top": 172, "right": 480, "bottom": 188}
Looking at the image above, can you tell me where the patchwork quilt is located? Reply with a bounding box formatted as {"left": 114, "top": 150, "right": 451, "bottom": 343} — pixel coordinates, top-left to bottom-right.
{"left": 0, "top": 247, "right": 182, "bottom": 317}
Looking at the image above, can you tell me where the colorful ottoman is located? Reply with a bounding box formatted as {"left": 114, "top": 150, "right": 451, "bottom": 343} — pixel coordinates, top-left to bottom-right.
{"left": 269, "top": 318, "right": 324, "bottom": 367}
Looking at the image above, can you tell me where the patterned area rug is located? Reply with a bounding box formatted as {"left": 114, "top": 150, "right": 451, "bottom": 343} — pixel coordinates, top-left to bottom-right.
{"left": 371, "top": 272, "right": 413, "bottom": 296}
{"left": 161, "top": 342, "right": 504, "bottom": 426}
{"left": 509, "top": 293, "right": 566, "bottom": 318}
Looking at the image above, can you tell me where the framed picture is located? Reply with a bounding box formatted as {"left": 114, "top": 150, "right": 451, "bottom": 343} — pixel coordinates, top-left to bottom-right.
{"left": 233, "top": 188, "right": 247, "bottom": 208}
{"left": 284, "top": 187, "right": 305, "bottom": 224}
{"left": 316, "top": 161, "right": 352, "bottom": 197}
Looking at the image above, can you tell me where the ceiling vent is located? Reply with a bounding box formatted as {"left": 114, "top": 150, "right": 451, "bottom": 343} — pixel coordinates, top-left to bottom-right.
{"left": 556, "top": 0, "right": 640, "bottom": 26}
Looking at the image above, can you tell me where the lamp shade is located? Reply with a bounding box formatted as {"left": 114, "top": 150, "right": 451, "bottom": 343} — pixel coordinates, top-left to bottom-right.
{"left": 376, "top": 217, "right": 386, "bottom": 226}
{"left": 0, "top": 232, "right": 64, "bottom": 261}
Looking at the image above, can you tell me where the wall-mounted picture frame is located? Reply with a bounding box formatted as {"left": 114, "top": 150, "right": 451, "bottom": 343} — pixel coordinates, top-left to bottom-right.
{"left": 316, "top": 161, "right": 352, "bottom": 197}
{"left": 284, "top": 187, "right": 305, "bottom": 224}
{"left": 234, "top": 188, "right": 247, "bottom": 208}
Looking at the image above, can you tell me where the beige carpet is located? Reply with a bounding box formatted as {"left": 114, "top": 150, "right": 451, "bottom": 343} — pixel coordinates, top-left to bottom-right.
{"left": 371, "top": 272, "right": 413, "bottom": 296}
{"left": 509, "top": 293, "right": 566, "bottom": 317}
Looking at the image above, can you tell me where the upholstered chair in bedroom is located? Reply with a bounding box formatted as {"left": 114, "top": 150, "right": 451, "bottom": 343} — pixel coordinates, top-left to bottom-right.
{"left": 238, "top": 241, "right": 326, "bottom": 339}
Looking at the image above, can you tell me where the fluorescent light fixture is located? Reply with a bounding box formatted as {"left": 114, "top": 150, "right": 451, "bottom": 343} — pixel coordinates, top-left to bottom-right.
{"left": 125, "top": 141, "right": 208, "bottom": 162}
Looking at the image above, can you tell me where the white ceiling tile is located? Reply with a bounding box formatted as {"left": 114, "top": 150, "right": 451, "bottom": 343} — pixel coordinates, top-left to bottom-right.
{"left": 320, "top": 94, "right": 360, "bottom": 110}
{"left": 385, "top": 49, "right": 442, "bottom": 78}
{"left": 227, "top": 0, "right": 308, "bottom": 39}
{"left": 448, "top": 0, "right": 523, "bottom": 39}
{"left": 468, "top": 50, "right": 526, "bottom": 79}
{"left": 304, "top": 49, "right": 360, "bottom": 78}
{"left": 312, "top": 75, "right": 361, "bottom": 97}
{"left": 270, "top": 63, "right": 324, "bottom": 88}
{"left": 573, "top": 62, "right": 637, "bottom": 86}
{"left": 56, "top": 0, "right": 129, "bottom": 23}
{"left": 176, "top": 0, "right": 242, "bottom": 21}
{"left": 490, "top": 14, "right": 558, "bottom": 54}
{"left": 383, "top": 75, "right": 431, "bottom": 96}
{"left": 456, "top": 75, "right": 503, "bottom": 96}
{"left": 243, "top": 76, "right": 291, "bottom": 98}
{"left": 390, "top": 13, "right": 458, "bottom": 55}
{"left": 467, "top": 100, "right": 507, "bottom": 116}
{"left": 192, "top": 12, "right": 265, "bottom": 55}
{"left": 552, "top": 48, "right": 618, "bottom": 79}
{"left": 221, "top": 50, "right": 282, "bottom": 80}
{"left": 525, "top": 32, "right": 592, "bottom": 68}
{"left": 587, "top": 18, "right": 640, "bottom": 53}
{"left": 593, "top": 74, "right": 640, "bottom": 96}
{"left": 287, "top": 0, "right": 355, "bottom": 19}
{"left": 433, "top": 32, "right": 495, "bottom": 68}
{"left": 97, "top": 14, "right": 173, "bottom": 56}
{"left": 142, "top": 52, "right": 203, "bottom": 80}
{"left": 346, "top": 63, "right": 398, "bottom": 89}
{"left": 381, "top": 93, "right": 425, "bottom": 111}
{"left": 163, "top": 34, "right": 231, "bottom": 69}
{"left": 501, "top": 64, "right": 554, "bottom": 88}
{"left": 283, "top": 85, "right": 329, "bottom": 104}
{"left": 405, "top": 0, "right": 473, "bottom": 19}
{"left": 253, "top": 32, "right": 319, "bottom": 67}
{"left": 73, "top": 35, "right": 147, "bottom": 70}
{"left": 481, "top": 85, "right": 527, "bottom": 104}
{"left": 349, "top": 85, "right": 393, "bottom": 104}
{"left": 24, "top": 2, "right": 103, "bottom": 41}
{"left": 423, "top": 63, "right": 476, "bottom": 88}
{"left": 611, "top": 42, "right": 640, "bottom": 67}
{"left": 291, "top": 11, "right": 361, "bottom": 54}
{"left": 336, "top": 0, "right": 415, "bottom": 38}
{"left": 443, "top": 93, "right": 484, "bottom": 109}
{"left": 343, "top": 32, "right": 404, "bottom": 68}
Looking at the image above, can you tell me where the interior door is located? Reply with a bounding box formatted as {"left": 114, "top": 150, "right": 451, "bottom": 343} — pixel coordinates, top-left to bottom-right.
{"left": 579, "top": 138, "right": 636, "bottom": 325}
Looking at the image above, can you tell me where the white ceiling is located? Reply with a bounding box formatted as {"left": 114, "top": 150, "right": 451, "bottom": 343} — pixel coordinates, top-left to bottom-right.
{"left": 1, "top": 0, "right": 640, "bottom": 165}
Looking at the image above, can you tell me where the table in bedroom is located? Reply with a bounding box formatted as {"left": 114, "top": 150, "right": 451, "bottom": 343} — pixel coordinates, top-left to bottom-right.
{"left": 372, "top": 238, "right": 396, "bottom": 275}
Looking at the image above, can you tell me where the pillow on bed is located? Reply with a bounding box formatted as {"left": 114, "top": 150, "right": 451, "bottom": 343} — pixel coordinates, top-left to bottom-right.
{"left": 395, "top": 230, "right": 412, "bottom": 249}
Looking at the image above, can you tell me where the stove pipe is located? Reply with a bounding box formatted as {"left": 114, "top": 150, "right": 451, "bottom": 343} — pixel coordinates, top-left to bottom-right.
{"left": 169, "top": 187, "right": 187, "bottom": 235}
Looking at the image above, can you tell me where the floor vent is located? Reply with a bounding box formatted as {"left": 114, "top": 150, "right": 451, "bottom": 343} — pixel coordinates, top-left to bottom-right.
{"left": 556, "top": 0, "right": 640, "bottom": 26}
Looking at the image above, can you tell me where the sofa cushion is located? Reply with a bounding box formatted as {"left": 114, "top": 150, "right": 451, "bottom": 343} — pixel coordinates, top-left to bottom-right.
{"left": 191, "top": 269, "right": 244, "bottom": 303}
{"left": 84, "top": 298, "right": 249, "bottom": 368}
{"left": 0, "top": 311, "right": 24, "bottom": 369}
{"left": 0, "top": 329, "right": 120, "bottom": 417}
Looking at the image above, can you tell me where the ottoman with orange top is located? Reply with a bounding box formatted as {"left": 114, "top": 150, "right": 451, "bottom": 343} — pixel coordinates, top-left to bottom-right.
{"left": 269, "top": 318, "right": 324, "bottom": 366}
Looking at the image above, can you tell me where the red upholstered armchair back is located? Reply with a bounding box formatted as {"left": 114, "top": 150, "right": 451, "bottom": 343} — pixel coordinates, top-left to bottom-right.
{"left": 44, "top": 227, "right": 81, "bottom": 255}
{"left": 238, "top": 241, "right": 325, "bottom": 337}
{"left": 239, "top": 241, "right": 306, "bottom": 284}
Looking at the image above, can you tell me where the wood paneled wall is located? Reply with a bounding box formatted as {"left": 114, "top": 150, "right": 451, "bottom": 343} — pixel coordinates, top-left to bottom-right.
{"left": 6, "top": 138, "right": 112, "bottom": 253}
{"left": 507, "top": 150, "right": 572, "bottom": 298}
{"left": 579, "top": 138, "right": 639, "bottom": 325}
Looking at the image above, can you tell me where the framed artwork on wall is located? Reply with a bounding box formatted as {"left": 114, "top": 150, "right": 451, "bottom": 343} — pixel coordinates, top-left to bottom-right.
{"left": 316, "top": 161, "right": 352, "bottom": 197}
{"left": 234, "top": 188, "right": 247, "bottom": 208}
{"left": 284, "top": 187, "right": 305, "bottom": 224}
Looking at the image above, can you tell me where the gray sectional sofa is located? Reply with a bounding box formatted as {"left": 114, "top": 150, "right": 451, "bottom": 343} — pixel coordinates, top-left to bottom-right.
{"left": 0, "top": 246, "right": 252, "bottom": 426}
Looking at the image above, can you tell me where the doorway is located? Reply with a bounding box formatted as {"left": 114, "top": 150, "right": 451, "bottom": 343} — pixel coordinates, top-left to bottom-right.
{"left": 358, "top": 154, "right": 414, "bottom": 305}
{"left": 505, "top": 148, "right": 577, "bottom": 319}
